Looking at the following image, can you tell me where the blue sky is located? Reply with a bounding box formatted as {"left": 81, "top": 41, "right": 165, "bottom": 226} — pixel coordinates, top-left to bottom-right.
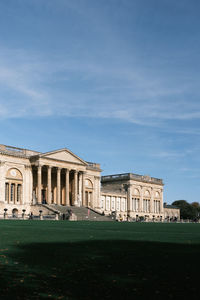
{"left": 0, "top": 0, "right": 200, "bottom": 203}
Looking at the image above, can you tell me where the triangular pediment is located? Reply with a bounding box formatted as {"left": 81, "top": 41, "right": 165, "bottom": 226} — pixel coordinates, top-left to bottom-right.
{"left": 40, "top": 148, "right": 87, "bottom": 165}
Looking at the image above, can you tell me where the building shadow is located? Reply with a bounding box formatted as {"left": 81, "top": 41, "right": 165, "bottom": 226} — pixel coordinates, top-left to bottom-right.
{"left": 0, "top": 239, "right": 200, "bottom": 299}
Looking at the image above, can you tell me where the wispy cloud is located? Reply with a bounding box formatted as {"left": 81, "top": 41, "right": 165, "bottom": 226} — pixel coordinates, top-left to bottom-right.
{"left": 0, "top": 44, "right": 199, "bottom": 131}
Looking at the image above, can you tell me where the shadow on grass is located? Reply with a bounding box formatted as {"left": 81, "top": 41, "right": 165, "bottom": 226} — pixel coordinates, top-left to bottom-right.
{"left": 0, "top": 240, "right": 200, "bottom": 299}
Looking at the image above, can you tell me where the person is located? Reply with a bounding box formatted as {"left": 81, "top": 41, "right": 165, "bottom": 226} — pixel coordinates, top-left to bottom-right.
{"left": 29, "top": 212, "right": 33, "bottom": 220}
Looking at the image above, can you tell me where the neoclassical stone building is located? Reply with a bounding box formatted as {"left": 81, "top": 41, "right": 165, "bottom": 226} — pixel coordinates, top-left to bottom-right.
{"left": 0, "top": 143, "right": 176, "bottom": 221}
{"left": 0, "top": 144, "right": 101, "bottom": 215}
{"left": 101, "top": 173, "right": 164, "bottom": 221}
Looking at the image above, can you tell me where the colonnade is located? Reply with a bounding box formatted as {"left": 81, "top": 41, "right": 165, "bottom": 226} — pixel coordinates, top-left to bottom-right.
{"left": 35, "top": 165, "right": 86, "bottom": 206}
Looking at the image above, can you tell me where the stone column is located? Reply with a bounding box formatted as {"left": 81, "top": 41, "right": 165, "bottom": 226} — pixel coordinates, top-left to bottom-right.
{"left": 127, "top": 184, "right": 131, "bottom": 213}
{"left": 82, "top": 172, "right": 86, "bottom": 206}
{"left": 119, "top": 197, "right": 121, "bottom": 212}
{"left": 65, "top": 169, "right": 70, "bottom": 206}
{"left": 160, "top": 189, "right": 164, "bottom": 213}
{"left": 57, "top": 168, "right": 61, "bottom": 205}
{"left": 139, "top": 187, "right": 143, "bottom": 213}
{"left": 74, "top": 170, "right": 78, "bottom": 206}
{"left": 15, "top": 184, "right": 17, "bottom": 204}
{"left": 47, "top": 166, "right": 52, "bottom": 204}
{"left": 78, "top": 172, "right": 82, "bottom": 206}
{"left": 150, "top": 188, "right": 154, "bottom": 213}
{"left": 37, "top": 165, "right": 42, "bottom": 204}
{"left": 0, "top": 161, "right": 5, "bottom": 204}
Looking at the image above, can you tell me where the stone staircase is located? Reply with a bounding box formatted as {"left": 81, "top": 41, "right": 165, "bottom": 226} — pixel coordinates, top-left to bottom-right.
{"left": 42, "top": 204, "right": 114, "bottom": 221}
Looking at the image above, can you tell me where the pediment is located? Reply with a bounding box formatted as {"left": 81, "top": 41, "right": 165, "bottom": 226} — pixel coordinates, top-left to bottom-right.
{"left": 40, "top": 149, "right": 87, "bottom": 165}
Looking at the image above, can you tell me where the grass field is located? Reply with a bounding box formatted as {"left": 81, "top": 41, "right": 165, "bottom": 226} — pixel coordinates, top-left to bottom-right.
{"left": 0, "top": 221, "right": 200, "bottom": 299}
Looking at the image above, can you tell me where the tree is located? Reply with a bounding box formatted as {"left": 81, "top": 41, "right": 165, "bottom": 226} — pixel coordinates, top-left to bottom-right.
{"left": 172, "top": 200, "right": 198, "bottom": 220}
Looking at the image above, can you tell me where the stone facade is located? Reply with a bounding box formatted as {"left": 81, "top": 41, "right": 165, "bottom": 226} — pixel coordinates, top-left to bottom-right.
{"left": 0, "top": 144, "right": 179, "bottom": 221}
{"left": 0, "top": 144, "right": 101, "bottom": 216}
{"left": 163, "top": 203, "right": 180, "bottom": 221}
{"left": 101, "top": 173, "right": 164, "bottom": 221}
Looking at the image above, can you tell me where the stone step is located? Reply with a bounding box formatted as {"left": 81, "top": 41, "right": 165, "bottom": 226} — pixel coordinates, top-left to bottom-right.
{"left": 46, "top": 204, "right": 113, "bottom": 221}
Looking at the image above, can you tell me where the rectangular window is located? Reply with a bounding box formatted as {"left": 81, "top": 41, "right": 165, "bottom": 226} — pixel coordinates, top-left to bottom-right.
{"left": 147, "top": 200, "right": 150, "bottom": 212}
{"left": 106, "top": 196, "right": 110, "bottom": 211}
{"left": 132, "top": 198, "right": 135, "bottom": 211}
{"left": 136, "top": 198, "right": 139, "bottom": 211}
{"left": 157, "top": 201, "right": 160, "bottom": 213}
{"left": 121, "top": 199, "right": 125, "bottom": 211}
{"left": 17, "top": 184, "right": 21, "bottom": 202}
{"left": 5, "top": 183, "right": 9, "bottom": 202}
{"left": 101, "top": 196, "right": 105, "bottom": 209}
{"left": 143, "top": 199, "right": 146, "bottom": 212}
{"left": 11, "top": 183, "right": 15, "bottom": 202}
{"left": 132, "top": 198, "right": 140, "bottom": 212}
{"left": 116, "top": 197, "right": 120, "bottom": 211}
{"left": 111, "top": 197, "right": 115, "bottom": 210}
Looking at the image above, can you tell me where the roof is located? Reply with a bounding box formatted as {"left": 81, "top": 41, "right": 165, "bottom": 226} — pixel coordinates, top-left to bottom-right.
{"left": 101, "top": 173, "right": 163, "bottom": 185}
{"left": 164, "top": 203, "right": 179, "bottom": 209}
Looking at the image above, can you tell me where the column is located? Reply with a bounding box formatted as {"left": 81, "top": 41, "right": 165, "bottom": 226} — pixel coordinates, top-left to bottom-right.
{"left": 47, "top": 166, "right": 52, "bottom": 204}
{"left": 82, "top": 172, "right": 86, "bottom": 206}
{"left": 150, "top": 188, "right": 154, "bottom": 213}
{"left": 160, "top": 189, "right": 164, "bottom": 213}
{"left": 139, "top": 187, "right": 143, "bottom": 212}
{"left": 78, "top": 172, "right": 82, "bottom": 206}
{"left": 127, "top": 184, "right": 131, "bottom": 213}
{"left": 15, "top": 184, "right": 17, "bottom": 204}
{"left": 65, "top": 169, "right": 70, "bottom": 206}
{"left": 57, "top": 168, "right": 61, "bottom": 205}
{"left": 37, "top": 165, "right": 42, "bottom": 204}
{"left": 74, "top": 170, "right": 78, "bottom": 206}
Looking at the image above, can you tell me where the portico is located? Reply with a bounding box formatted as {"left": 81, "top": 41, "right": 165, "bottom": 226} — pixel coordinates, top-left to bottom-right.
{"left": 32, "top": 165, "right": 87, "bottom": 207}
{"left": 29, "top": 147, "right": 99, "bottom": 208}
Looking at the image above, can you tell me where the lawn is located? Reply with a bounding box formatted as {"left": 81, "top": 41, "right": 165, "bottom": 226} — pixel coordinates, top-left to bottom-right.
{"left": 0, "top": 221, "right": 200, "bottom": 299}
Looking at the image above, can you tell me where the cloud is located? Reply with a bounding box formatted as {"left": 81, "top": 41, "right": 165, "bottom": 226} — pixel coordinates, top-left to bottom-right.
{"left": 0, "top": 44, "right": 200, "bottom": 131}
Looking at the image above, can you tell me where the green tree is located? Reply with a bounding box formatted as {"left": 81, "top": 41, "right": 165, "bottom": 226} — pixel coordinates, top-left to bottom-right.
{"left": 172, "top": 200, "right": 198, "bottom": 220}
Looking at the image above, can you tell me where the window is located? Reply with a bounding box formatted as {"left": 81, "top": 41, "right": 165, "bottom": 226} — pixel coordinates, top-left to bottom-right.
{"left": 5, "top": 183, "right": 9, "bottom": 202}
{"left": 116, "top": 197, "right": 120, "bottom": 211}
{"left": 106, "top": 196, "right": 110, "bottom": 211}
{"left": 132, "top": 198, "right": 139, "bottom": 212}
{"left": 17, "top": 184, "right": 21, "bottom": 202}
{"left": 154, "top": 200, "right": 160, "bottom": 213}
{"left": 121, "top": 198, "right": 125, "bottom": 211}
{"left": 101, "top": 196, "right": 105, "bottom": 209}
{"left": 111, "top": 197, "right": 115, "bottom": 210}
{"left": 11, "top": 183, "right": 15, "bottom": 202}
{"left": 143, "top": 199, "right": 150, "bottom": 212}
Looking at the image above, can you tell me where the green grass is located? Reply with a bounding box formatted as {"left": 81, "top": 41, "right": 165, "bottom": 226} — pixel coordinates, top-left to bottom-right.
{"left": 0, "top": 221, "right": 200, "bottom": 299}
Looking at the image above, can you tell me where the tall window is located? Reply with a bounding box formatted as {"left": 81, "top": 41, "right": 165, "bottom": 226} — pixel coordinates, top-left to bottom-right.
{"left": 11, "top": 183, "right": 15, "bottom": 202}
{"left": 101, "top": 196, "right": 105, "bottom": 209}
{"left": 106, "top": 196, "right": 110, "bottom": 211}
{"left": 143, "top": 199, "right": 150, "bottom": 212}
{"left": 121, "top": 198, "right": 125, "bottom": 211}
{"left": 157, "top": 201, "right": 160, "bottom": 213}
{"left": 111, "top": 197, "right": 115, "bottom": 210}
{"left": 5, "top": 183, "right": 9, "bottom": 202}
{"left": 154, "top": 200, "right": 160, "bottom": 213}
{"left": 116, "top": 197, "right": 120, "bottom": 211}
{"left": 17, "top": 184, "right": 21, "bottom": 203}
{"left": 132, "top": 198, "right": 139, "bottom": 212}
